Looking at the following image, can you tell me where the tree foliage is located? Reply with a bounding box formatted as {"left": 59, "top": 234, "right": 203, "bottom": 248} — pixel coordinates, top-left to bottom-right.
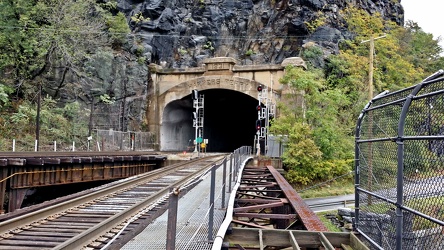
{"left": 271, "top": 66, "right": 353, "bottom": 186}
{"left": 1, "top": 96, "right": 89, "bottom": 151}
{"left": 273, "top": 7, "right": 444, "bottom": 186}
{"left": 0, "top": 0, "right": 131, "bottom": 149}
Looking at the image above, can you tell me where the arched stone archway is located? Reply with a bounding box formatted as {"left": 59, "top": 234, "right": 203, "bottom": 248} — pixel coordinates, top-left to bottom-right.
{"left": 146, "top": 57, "right": 305, "bottom": 151}
{"left": 160, "top": 88, "right": 262, "bottom": 152}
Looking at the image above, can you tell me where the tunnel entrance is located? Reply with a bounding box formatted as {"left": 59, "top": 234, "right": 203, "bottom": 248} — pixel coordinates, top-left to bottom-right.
{"left": 160, "top": 89, "right": 259, "bottom": 152}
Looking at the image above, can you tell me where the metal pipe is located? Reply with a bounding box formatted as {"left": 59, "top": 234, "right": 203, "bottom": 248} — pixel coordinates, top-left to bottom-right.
{"left": 221, "top": 157, "right": 226, "bottom": 208}
{"left": 208, "top": 165, "right": 216, "bottom": 242}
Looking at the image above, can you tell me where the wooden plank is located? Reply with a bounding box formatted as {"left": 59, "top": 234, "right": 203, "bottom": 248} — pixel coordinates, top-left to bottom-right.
{"left": 341, "top": 243, "right": 354, "bottom": 250}
{"left": 92, "top": 157, "right": 104, "bottom": 163}
{"left": 226, "top": 228, "right": 354, "bottom": 248}
{"left": 259, "top": 229, "right": 264, "bottom": 250}
{"left": 9, "top": 235, "right": 69, "bottom": 242}
{"left": 319, "top": 232, "right": 335, "bottom": 250}
{"left": 7, "top": 158, "right": 25, "bottom": 166}
{"left": 18, "top": 231, "right": 77, "bottom": 237}
{"left": 103, "top": 156, "right": 114, "bottom": 162}
{"left": 289, "top": 231, "right": 301, "bottom": 250}
{"left": 350, "top": 233, "right": 370, "bottom": 250}
{"left": 25, "top": 158, "right": 44, "bottom": 165}
{"left": 43, "top": 158, "right": 60, "bottom": 165}
{"left": 71, "top": 157, "right": 81, "bottom": 164}
{"left": 123, "top": 156, "right": 133, "bottom": 161}
{"left": 0, "top": 159, "right": 7, "bottom": 166}
{"left": 79, "top": 157, "right": 92, "bottom": 163}
{"left": 322, "top": 231, "right": 354, "bottom": 247}
{"left": 0, "top": 239, "right": 59, "bottom": 247}
{"left": 113, "top": 156, "right": 124, "bottom": 162}
{"left": 59, "top": 157, "right": 73, "bottom": 164}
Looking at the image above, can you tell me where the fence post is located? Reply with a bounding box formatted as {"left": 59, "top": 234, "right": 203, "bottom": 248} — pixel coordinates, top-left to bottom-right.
{"left": 12, "top": 139, "right": 15, "bottom": 152}
{"left": 221, "top": 157, "right": 227, "bottom": 208}
{"left": 72, "top": 141, "right": 75, "bottom": 152}
{"left": 54, "top": 141, "right": 57, "bottom": 152}
{"left": 166, "top": 188, "right": 179, "bottom": 250}
{"left": 34, "top": 140, "right": 38, "bottom": 152}
{"left": 208, "top": 165, "right": 216, "bottom": 242}
{"left": 228, "top": 154, "right": 233, "bottom": 192}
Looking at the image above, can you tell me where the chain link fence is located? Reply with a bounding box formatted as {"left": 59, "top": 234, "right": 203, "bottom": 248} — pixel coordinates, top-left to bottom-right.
{"left": 94, "top": 129, "right": 156, "bottom": 151}
{"left": 355, "top": 70, "right": 444, "bottom": 249}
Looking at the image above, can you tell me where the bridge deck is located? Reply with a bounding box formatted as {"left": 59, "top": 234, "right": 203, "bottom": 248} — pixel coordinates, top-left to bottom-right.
{"left": 0, "top": 152, "right": 167, "bottom": 213}
{"left": 122, "top": 158, "right": 368, "bottom": 250}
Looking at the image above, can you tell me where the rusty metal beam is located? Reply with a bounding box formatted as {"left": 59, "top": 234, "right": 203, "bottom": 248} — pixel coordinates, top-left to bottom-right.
{"left": 231, "top": 220, "right": 270, "bottom": 229}
{"left": 234, "top": 202, "right": 285, "bottom": 212}
{"left": 236, "top": 198, "right": 285, "bottom": 204}
{"left": 266, "top": 165, "right": 328, "bottom": 232}
{"left": 234, "top": 213, "right": 297, "bottom": 220}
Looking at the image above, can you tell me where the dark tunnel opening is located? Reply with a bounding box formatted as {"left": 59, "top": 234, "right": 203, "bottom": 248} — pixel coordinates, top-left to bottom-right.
{"left": 161, "top": 89, "right": 259, "bottom": 152}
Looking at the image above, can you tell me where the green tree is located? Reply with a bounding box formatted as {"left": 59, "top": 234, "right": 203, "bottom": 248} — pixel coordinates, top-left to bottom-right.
{"left": 0, "top": 0, "right": 48, "bottom": 87}
{"left": 0, "top": 0, "right": 130, "bottom": 98}
{"left": 271, "top": 66, "right": 353, "bottom": 186}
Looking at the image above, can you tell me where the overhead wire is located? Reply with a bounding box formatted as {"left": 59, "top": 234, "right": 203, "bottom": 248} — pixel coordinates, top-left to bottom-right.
{"left": 0, "top": 24, "right": 340, "bottom": 41}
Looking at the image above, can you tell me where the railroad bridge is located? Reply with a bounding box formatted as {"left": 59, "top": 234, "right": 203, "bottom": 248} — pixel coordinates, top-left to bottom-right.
{"left": 146, "top": 57, "right": 306, "bottom": 152}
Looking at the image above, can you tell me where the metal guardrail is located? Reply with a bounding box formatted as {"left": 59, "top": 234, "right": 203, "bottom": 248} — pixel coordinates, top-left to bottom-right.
{"left": 355, "top": 70, "right": 444, "bottom": 249}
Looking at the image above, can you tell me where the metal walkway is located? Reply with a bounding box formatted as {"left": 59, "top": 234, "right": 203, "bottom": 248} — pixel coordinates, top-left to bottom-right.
{"left": 121, "top": 154, "right": 369, "bottom": 250}
{"left": 121, "top": 156, "right": 241, "bottom": 250}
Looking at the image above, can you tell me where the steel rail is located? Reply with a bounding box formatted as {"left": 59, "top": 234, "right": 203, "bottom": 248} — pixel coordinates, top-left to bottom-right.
{"left": 0, "top": 155, "right": 222, "bottom": 236}
{"left": 54, "top": 156, "right": 225, "bottom": 250}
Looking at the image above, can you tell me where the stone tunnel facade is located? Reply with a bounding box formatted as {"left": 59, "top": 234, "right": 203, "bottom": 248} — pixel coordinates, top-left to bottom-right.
{"left": 146, "top": 57, "right": 305, "bottom": 152}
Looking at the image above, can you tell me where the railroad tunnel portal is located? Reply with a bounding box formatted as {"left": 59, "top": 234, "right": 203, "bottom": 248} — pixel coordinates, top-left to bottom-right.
{"left": 161, "top": 89, "right": 259, "bottom": 152}
{"left": 147, "top": 57, "right": 307, "bottom": 152}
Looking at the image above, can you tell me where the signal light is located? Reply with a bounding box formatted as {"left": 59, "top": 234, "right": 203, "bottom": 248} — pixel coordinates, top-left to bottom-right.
{"left": 255, "top": 120, "right": 261, "bottom": 131}
{"left": 257, "top": 85, "right": 263, "bottom": 92}
{"left": 256, "top": 105, "right": 261, "bottom": 111}
{"left": 192, "top": 89, "right": 199, "bottom": 100}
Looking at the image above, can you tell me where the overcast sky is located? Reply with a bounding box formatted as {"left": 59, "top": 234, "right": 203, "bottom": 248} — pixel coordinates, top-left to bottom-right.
{"left": 402, "top": 0, "right": 444, "bottom": 49}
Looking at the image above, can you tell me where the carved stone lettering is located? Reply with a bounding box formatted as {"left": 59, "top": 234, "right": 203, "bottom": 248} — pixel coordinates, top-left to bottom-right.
{"left": 208, "top": 63, "right": 229, "bottom": 71}
{"left": 184, "top": 77, "right": 254, "bottom": 90}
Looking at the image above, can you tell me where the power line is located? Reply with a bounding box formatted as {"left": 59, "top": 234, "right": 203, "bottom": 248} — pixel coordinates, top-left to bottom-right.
{"left": 0, "top": 25, "right": 340, "bottom": 40}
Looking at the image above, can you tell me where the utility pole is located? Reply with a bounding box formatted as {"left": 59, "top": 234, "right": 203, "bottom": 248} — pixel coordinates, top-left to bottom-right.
{"left": 35, "top": 83, "right": 42, "bottom": 152}
{"left": 361, "top": 34, "right": 386, "bottom": 205}
{"left": 361, "top": 34, "right": 386, "bottom": 100}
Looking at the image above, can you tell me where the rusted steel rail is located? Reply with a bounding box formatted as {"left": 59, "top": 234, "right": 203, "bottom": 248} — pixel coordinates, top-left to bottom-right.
{"left": 232, "top": 164, "right": 327, "bottom": 231}
{"left": 0, "top": 155, "right": 225, "bottom": 249}
{"left": 266, "top": 165, "right": 329, "bottom": 231}
{"left": 0, "top": 152, "right": 167, "bottom": 213}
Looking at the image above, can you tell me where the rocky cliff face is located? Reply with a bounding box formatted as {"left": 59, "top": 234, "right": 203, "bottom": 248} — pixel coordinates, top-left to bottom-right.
{"left": 74, "top": 0, "right": 403, "bottom": 133}
{"left": 117, "top": 0, "right": 404, "bottom": 68}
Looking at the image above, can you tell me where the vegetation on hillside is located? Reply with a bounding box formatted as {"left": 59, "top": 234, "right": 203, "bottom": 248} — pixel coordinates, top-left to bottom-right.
{"left": 1, "top": 1, "right": 443, "bottom": 191}
{"left": 270, "top": 7, "right": 444, "bottom": 187}
{"left": 0, "top": 0, "right": 130, "bottom": 150}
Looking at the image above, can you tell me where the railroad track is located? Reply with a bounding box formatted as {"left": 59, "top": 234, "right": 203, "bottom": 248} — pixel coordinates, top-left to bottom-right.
{"left": 0, "top": 154, "right": 225, "bottom": 249}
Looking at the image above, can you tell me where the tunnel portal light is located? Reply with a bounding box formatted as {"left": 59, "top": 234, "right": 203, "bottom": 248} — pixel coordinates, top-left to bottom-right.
{"left": 257, "top": 85, "right": 263, "bottom": 92}
{"left": 255, "top": 120, "right": 261, "bottom": 131}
